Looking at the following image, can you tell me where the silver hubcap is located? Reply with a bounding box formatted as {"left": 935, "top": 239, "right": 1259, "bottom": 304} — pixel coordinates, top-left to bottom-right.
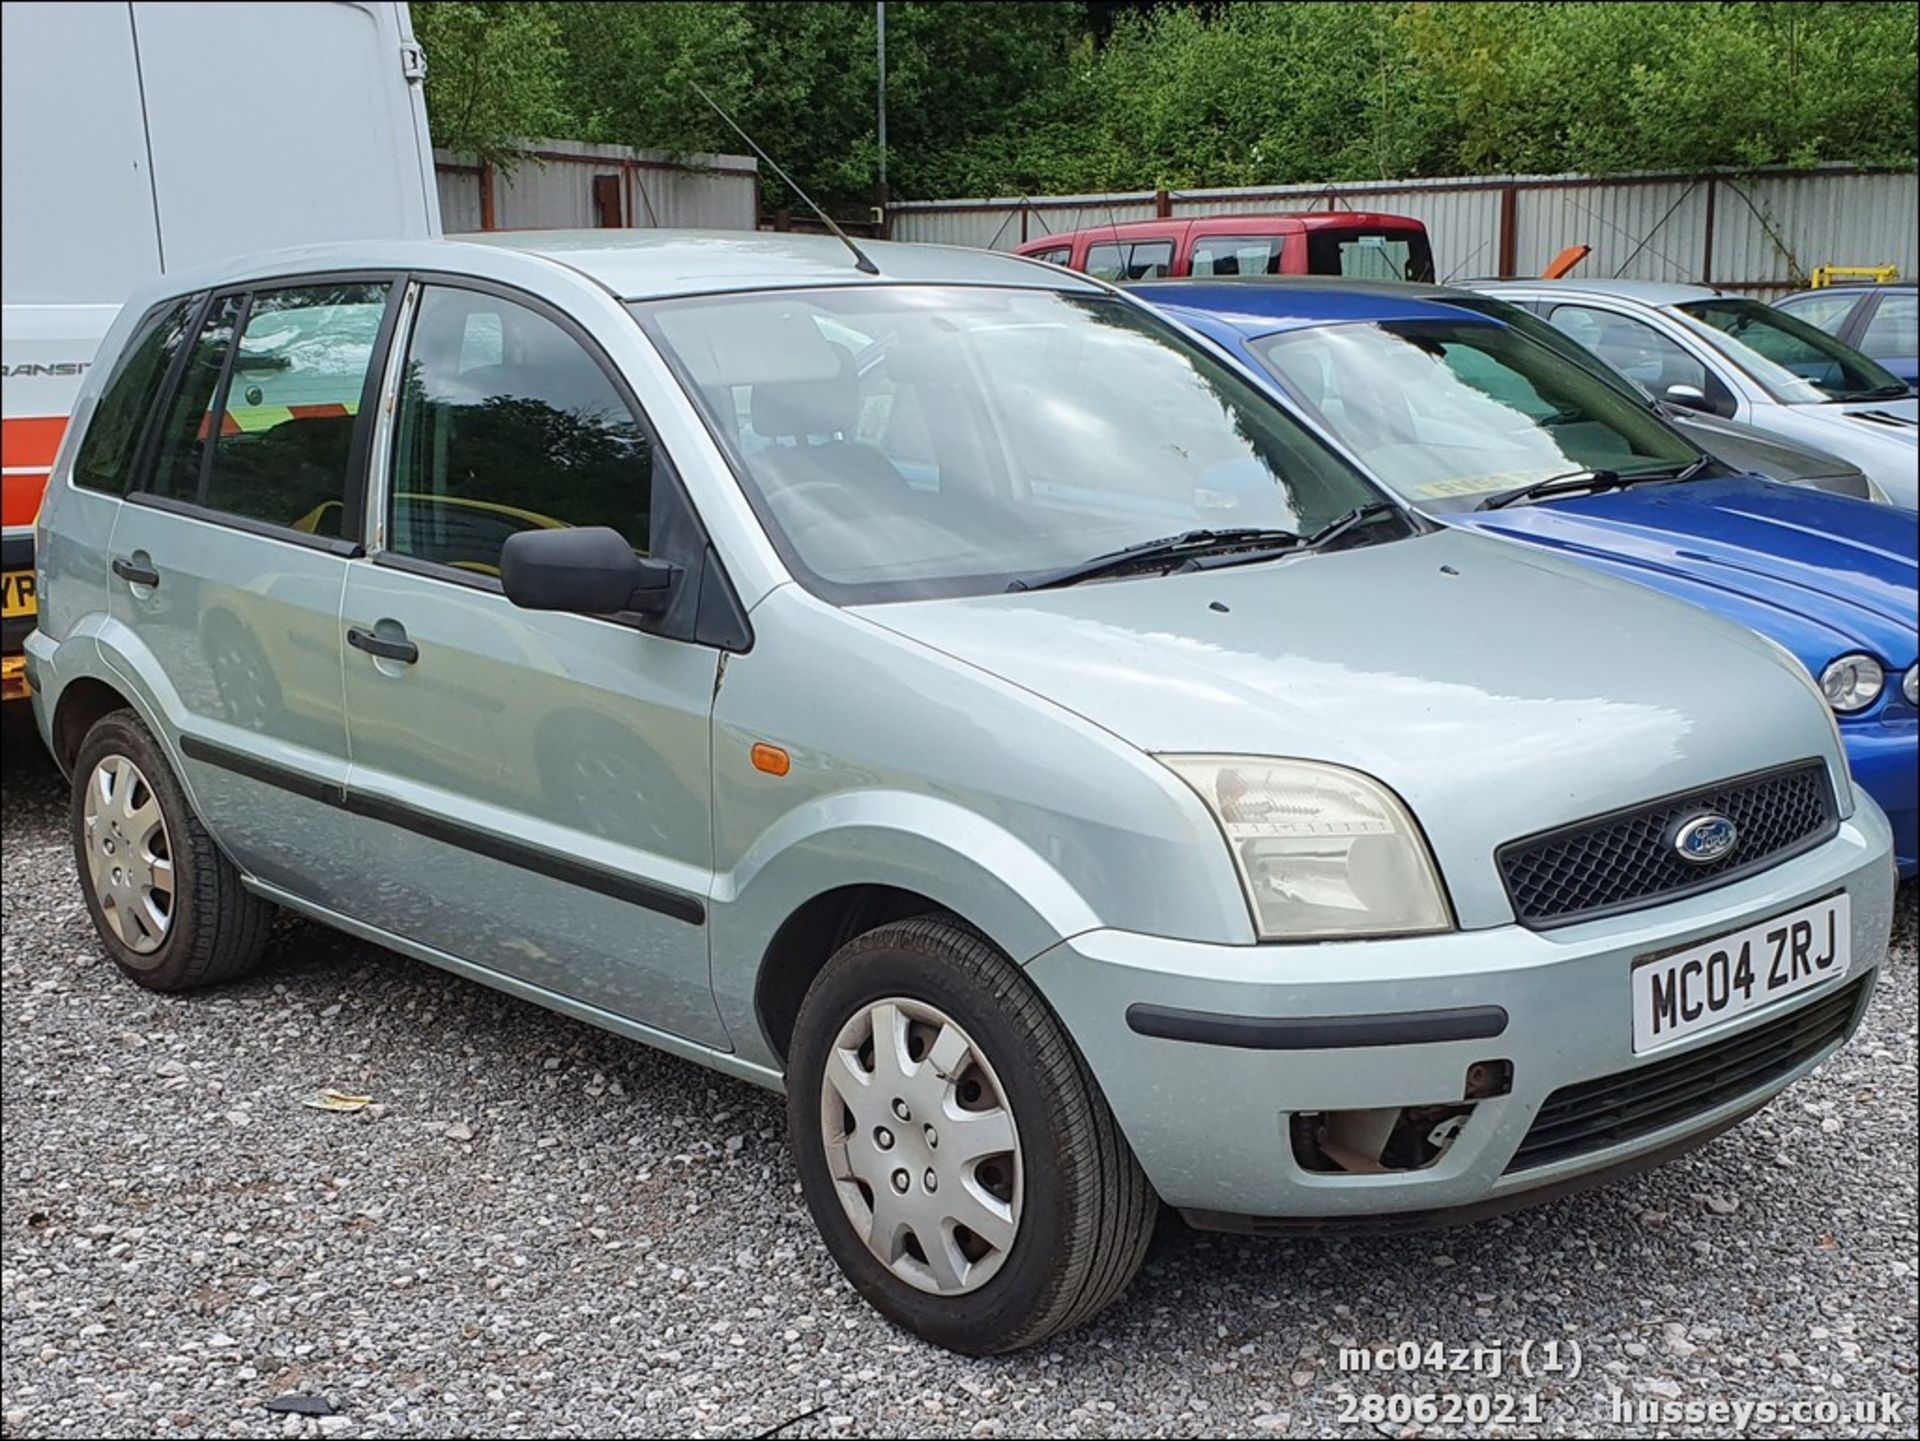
{"left": 82, "top": 755, "right": 174, "bottom": 956}
{"left": 819, "top": 997, "right": 1023, "bottom": 1295}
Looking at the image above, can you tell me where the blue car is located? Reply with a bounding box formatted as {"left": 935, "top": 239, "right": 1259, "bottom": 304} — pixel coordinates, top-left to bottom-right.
{"left": 1134, "top": 281, "right": 1920, "bottom": 876}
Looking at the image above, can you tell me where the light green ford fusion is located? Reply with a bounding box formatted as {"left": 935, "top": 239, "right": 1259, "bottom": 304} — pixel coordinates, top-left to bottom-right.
{"left": 28, "top": 232, "right": 1895, "bottom": 1353}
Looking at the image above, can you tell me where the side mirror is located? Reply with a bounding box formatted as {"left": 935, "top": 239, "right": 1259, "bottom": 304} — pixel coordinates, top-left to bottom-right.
{"left": 1664, "top": 382, "right": 1712, "bottom": 412}
{"left": 500, "top": 526, "right": 676, "bottom": 616}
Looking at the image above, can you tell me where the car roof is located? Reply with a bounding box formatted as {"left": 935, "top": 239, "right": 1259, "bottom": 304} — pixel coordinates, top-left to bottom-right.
{"left": 1780, "top": 282, "right": 1917, "bottom": 299}
{"left": 1470, "top": 278, "right": 1724, "bottom": 306}
{"left": 1016, "top": 211, "right": 1423, "bottom": 250}
{"left": 1133, "top": 273, "right": 1492, "bottom": 304}
{"left": 129, "top": 229, "right": 1103, "bottom": 305}
{"left": 1131, "top": 280, "right": 1498, "bottom": 338}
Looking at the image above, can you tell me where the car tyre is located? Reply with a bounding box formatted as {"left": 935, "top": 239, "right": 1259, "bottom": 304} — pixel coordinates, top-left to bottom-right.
{"left": 787, "top": 915, "right": 1156, "bottom": 1353}
{"left": 70, "top": 708, "right": 276, "bottom": 991}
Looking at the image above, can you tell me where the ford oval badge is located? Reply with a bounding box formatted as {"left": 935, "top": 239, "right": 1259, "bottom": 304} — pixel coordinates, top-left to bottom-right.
{"left": 1673, "top": 813, "right": 1738, "bottom": 866}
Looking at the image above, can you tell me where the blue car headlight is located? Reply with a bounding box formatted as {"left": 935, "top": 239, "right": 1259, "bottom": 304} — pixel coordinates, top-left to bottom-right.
{"left": 1819, "top": 653, "right": 1884, "bottom": 714}
{"left": 1905, "top": 663, "right": 1918, "bottom": 708}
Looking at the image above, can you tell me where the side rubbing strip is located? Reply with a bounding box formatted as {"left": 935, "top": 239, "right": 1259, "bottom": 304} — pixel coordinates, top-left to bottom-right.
{"left": 177, "top": 736, "right": 705, "bottom": 925}
{"left": 179, "top": 735, "right": 344, "bottom": 806}
{"left": 1125, "top": 1002, "right": 1509, "bottom": 1050}
{"left": 344, "top": 791, "right": 707, "bottom": 925}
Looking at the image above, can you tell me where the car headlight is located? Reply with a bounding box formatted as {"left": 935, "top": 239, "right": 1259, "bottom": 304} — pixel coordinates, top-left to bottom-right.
{"left": 1162, "top": 756, "right": 1452, "bottom": 939}
{"left": 1904, "top": 663, "right": 1918, "bottom": 708}
{"left": 1819, "top": 653, "right": 1884, "bottom": 714}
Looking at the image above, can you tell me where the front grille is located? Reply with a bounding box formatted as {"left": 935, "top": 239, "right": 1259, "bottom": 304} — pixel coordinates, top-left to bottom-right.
{"left": 1498, "top": 761, "right": 1836, "bottom": 928}
{"left": 1507, "top": 974, "right": 1866, "bottom": 1172}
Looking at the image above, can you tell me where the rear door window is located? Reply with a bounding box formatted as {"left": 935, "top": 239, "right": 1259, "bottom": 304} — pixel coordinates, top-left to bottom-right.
{"left": 73, "top": 296, "right": 200, "bottom": 494}
{"left": 145, "top": 282, "right": 391, "bottom": 535}
{"left": 206, "top": 284, "right": 389, "bottom": 534}
{"left": 1084, "top": 240, "right": 1175, "bottom": 282}
{"left": 1190, "top": 235, "right": 1285, "bottom": 277}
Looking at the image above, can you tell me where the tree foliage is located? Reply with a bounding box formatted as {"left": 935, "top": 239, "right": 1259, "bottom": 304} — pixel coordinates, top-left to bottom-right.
{"left": 411, "top": 1, "right": 1919, "bottom": 202}
{"left": 410, "top": 2, "right": 570, "bottom": 165}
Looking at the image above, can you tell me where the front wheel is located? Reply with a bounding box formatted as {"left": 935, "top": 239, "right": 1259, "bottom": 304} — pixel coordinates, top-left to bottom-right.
{"left": 787, "top": 916, "right": 1155, "bottom": 1353}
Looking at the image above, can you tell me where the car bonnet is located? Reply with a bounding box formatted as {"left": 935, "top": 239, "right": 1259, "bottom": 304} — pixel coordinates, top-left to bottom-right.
{"left": 852, "top": 527, "right": 1848, "bottom": 928}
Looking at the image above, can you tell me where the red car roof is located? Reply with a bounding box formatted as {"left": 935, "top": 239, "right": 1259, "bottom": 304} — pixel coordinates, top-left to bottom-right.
{"left": 1015, "top": 211, "right": 1424, "bottom": 252}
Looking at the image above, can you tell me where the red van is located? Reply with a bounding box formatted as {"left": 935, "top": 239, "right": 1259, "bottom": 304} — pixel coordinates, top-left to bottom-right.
{"left": 1014, "top": 212, "right": 1434, "bottom": 284}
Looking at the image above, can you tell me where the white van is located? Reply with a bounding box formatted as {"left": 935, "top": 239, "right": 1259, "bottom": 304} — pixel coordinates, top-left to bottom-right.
{"left": 1, "top": 0, "right": 440, "bottom": 699}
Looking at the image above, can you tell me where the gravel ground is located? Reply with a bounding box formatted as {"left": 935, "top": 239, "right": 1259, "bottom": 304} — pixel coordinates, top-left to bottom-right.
{"left": 3, "top": 709, "right": 1916, "bottom": 1439}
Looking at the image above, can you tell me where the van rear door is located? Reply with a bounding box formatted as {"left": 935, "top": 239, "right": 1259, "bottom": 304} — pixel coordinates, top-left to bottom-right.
{"left": 132, "top": 2, "right": 438, "bottom": 272}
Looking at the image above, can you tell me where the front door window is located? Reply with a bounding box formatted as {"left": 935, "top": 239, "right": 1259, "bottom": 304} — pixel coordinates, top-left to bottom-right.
{"left": 388, "top": 287, "right": 654, "bottom": 577}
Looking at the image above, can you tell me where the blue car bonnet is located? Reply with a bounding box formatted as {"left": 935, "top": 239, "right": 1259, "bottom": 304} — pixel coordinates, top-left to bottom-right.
{"left": 1457, "top": 478, "right": 1917, "bottom": 673}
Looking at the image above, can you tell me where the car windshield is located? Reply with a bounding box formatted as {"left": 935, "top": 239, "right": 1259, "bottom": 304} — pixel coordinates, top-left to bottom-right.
{"left": 637, "top": 286, "right": 1400, "bottom": 601}
{"left": 1247, "top": 319, "right": 1701, "bottom": 512}
{"left": 1676, "top": 297, "right": 1906, "bottom": 403}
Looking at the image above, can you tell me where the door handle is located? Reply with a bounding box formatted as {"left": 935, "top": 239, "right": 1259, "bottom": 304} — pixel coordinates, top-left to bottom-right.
{"left": 347, "top": 624, "right": 418, "bottom": 665}
{"left": 112, "top": 556, "right": 160, "bottom": 588}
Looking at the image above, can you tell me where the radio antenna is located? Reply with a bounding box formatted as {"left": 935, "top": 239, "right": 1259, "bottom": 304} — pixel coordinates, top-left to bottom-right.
{"left": 692, "top": 81, "right": 879, "bottom": 276}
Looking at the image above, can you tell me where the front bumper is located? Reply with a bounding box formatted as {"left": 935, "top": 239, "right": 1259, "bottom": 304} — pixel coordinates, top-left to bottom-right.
{"left": 1845, "top": 718, "right": 1917, "bottom": 877}
{"left": 1027, "top": 800, "right": 1895, "bottom": 1220}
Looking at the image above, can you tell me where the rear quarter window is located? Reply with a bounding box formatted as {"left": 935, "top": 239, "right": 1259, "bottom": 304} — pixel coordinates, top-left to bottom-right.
{"left": 1085, "top": 240, "right": 1175, "bottom": 282}
{"left": 71, "top": 297, "right": 201, "bottom": 494}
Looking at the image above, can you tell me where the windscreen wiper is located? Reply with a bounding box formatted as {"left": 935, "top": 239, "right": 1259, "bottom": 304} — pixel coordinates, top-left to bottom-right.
{"left": 1297, "top": 500, "right": 1401, "bottom": 552}
{"left": 1174, "top": 501, "right": 1405, "bottom": 569}
{"left": 1007, "top": 527, "right": 1305, "bottom": 592}
{"left": 1842, "top": 383, "right": 1915, "bottom": 402}
{"left": 1476, "top": 459, "right": 1707, "bottom": 512}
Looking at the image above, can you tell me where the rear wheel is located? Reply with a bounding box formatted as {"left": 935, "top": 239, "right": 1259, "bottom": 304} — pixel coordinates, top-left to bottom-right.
{"left": 70, "top": 709, "right": 275, "bottom": 991}
{"left": 787, "top": 916, "right": 1155, "bottom": 1353}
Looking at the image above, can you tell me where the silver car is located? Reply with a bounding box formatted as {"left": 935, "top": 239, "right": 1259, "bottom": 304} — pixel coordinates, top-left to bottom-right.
{"left": 1473, "top": 279, "right": 1918, "bottom": 508}
{"left": 29, "top": 234, "right": 1896, "bottom": 1353}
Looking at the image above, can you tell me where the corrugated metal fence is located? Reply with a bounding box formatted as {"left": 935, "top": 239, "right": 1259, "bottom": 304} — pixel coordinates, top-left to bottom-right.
{"left": 890, "top": 166, "right": 1917, "bottom": 294}
{"left": 435, "top": 139, "right": 758, "bottom": 234}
